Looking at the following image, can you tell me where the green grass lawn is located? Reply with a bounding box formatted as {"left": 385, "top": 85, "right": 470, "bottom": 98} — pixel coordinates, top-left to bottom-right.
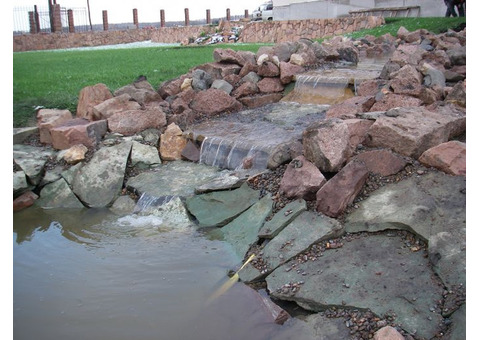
{"left": 13, "top": 17, "right": 466, "bottom": 127}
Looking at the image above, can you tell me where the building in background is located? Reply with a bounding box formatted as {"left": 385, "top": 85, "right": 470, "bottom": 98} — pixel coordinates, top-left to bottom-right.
{"left": 272, "top": 0, "right": 448, "bottom": 20}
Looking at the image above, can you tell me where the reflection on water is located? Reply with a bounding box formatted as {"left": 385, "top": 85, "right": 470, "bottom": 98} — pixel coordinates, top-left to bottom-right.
{"left": 13, "top": 207, "right": 313, "bottom": 340}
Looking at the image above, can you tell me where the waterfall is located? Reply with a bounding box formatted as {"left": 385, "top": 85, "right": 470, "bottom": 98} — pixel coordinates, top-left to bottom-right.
{"left": 133, "top": 192, "right": 176, "bottom": 214}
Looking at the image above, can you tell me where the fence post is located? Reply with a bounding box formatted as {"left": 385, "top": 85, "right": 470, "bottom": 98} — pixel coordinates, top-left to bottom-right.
{"left": 226, "top": 8, "right": 231, "bottom": 21}
{"left": 67, "top": 9, "right": 75, "bottom": 33}
{"left": 245, "top": 9, "right": 249, "bottom": 19}
{"left": 133, "top": 8, "right": 139, "bottom": 28}
{"left": 103, "top": 10, "right": 108, "bottom": 31}
{"left": 52, "top": 4, "right": 62, "bottom": 32}
{"left": 206, "top": 9, "right": 211, "bottom": 24}
{"left": 184, "top": 8, "right": 190, "bottom": 26}
{"left": 34, "top": 5, "right": 40, "bottom": 33}
{"left": 28, "top": 11, "right": 37, "bottom": 34}
{"left": 160, "top": 9, "right": 165, "bottom": 27}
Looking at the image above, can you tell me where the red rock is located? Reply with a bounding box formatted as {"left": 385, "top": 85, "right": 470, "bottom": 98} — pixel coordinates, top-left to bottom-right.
{"left": 257, "top": 77, "right": 284, "bottom": 93}
{"left": 36, "top": 109, "right": 73, "bottom": 144}
{"left": 91, "top": 94, "right": 141, "bottom": 120}
{"left": 13, "top": 191, "right": 38, "bottom": 212}
{"left": 257, "top": 61, "right": 280, "bottom": 77}
{"left": 158, "top": 75, "right": 188, "bottom": 99}
{"left": 232, "top": 82, "right": 259, "bottom": 99}
{"left": 356, "top": 79, "right": 387, "bottom": 97}
{"left": 303, "top": 119, "right": 352, "bottom": 173}
{"left": 369, "top": 93, "right": 422, "bottom": 112}
{"left": 445, "top": 80, "right": 466, "bottom": 108}
{"left": 76, "top": 83, "right": 113, "bottom": 120}
{"left": 181, "top": 140, "right": 200, "bottom": 162}
{"left": 326, "top": 96, "right": 375, "bottom": 119}
{"left": 390, "top": 44, "right": 427, "bottom": 67}
{"left": 194, "top": 62, "right": 241, "bottom": 79}
{"left": 107, "top": 107, "right": 167, "bottom": 136}
{"left": 238, "top": 93, "right": 283, "bottom": 108}
{"left": 365, "top": 106, "right": 466, "bottom": 158}
{"left": 50, "top": 118, "right": 107, "bottom": 150}
{"left": 238, "top": 62, "right": 259, "bottom": 78}
{"left": 279, "top": 156, "right": 326, "bottom": 200}
{"left": 279, "top": 61, "right": 305, "bottom": 85}
{"left": 389, "top": 64, "right": 423, "bottom": 97}
{"left": 316, "top": 160, "right": 369, "bottom": 218}
{"left": 190, "top": 88, "right": 243, "bottom": 115}
{"left": 344, "top": 119, "right": 374, "bottom": 149}
{"left": 419, "top": 141, "right": 466, "bottom": 176}
{"left": 373, "top": 326, "right": 405, "bottom": 340}
{"left": 352, "top": 149, "right": 407, "bottom": 176}
{"left": 213, "top": 48, "right": 245, "bottom": 65}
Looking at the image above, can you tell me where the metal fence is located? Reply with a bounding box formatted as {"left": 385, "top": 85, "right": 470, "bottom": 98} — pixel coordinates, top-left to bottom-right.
{"left": 13, "top": 6, "right": 249, "bottom": 35}
{"left": 13, "top": 6, "right": 90, "bottom": 35}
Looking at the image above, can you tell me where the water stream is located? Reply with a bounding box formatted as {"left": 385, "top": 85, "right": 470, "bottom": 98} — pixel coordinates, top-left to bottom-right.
{"left": 13, "top": 206, "right": 309, "bottom": 340}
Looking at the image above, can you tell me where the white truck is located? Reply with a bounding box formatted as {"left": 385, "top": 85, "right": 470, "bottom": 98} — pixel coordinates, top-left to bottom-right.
{"left": 252, "top": 1, "right": 274, "bottom": 21}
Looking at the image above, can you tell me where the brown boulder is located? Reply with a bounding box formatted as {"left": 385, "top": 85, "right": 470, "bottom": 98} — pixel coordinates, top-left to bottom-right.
{"left": 352, "top": 149, "right": 407, "bottom": 176}
{"left": 50, "top": 118, "right": 107, "bottom": 150}
{"left": 344, "top": 119, "right": 374, "bottom": 149}
{"left": 159, "top": 123, "right": 187, "bottom": 161}
{"left": 316, "top": 160, "right": 369, "bottom": 218}
{"left": 37, "top": 109, "right": 73, "bottom": 144}
{"left": 356, "top": 79, "right": 387, "bottom": 97}
{"left": 213, "top": 48, "right": 245, "bottom": 66}
{"left": 77, "top": 83, "right": 113, "bottom": 120}
{"left": 419, "top": 140, "right": 466, "bottom": 176}
{"left": 445, "top": 80, "right": 466, "bottom": 108}
{"left": 194, "top": 62, "right": 241, "bottom": 79}
{"left": 158, "top": 75, "right": 188, "bottom": 99}
{"left": 373, "top": 326, "right": 405, "bottom": 340}
{"left": 190, "top": 88, "right": 243, "bottom": 115}
{"left": 390, "top": 44, "right": 427, "bottom": 67}
{"left": 257, "top": 61, "right": 280, "bottom": 77}
{"left": 232, "top": 82, "right": 259, "bottom": 99}
{"left": 91, "top": 94, "right": 141, "bottom": 120}
{"left": 365, "top": 106, "right": 466, "bottom": 158}
{"left": 389, "top": 64, "right": 423, "bottom": 97}
{"left": 114, "top": 81, "right": 162, "bottom": 104}
{"left": 279, "top": 156, "right": 326, "bottom": 200}
{"left": 107, "top": 107, "right": 167, "bottom": 136}
{"left": 61, "top": 144, "right": 89, "bottom": 164}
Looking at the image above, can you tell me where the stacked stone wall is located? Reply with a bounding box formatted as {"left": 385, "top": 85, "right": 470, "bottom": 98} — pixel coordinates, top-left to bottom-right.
{"left": 13, "top": 16, "right": 384, "bottom": 52}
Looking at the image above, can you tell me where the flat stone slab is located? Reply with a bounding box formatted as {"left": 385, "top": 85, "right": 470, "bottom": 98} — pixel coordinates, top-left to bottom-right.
{"left": 36, "top": 178, "right": 84, "bottom": 209}
{"left": 240, "top": 211, "right": 343, "bottom": 282}
{"left": 345, "top": 171, "right": 466, "bottom": 289}
{"left": 266, "top": 233, "right": 445, "bottom": 339}
{"left": 221, "top": 194, "right": 273, "bottom": 258}
{"left": 185, "top": 183, "right": 260, "bottom": 228}
{"left": 126, "top": 160, "right": 220, "bottom": 199}
{"left": 13, "top": 144, "right": 57, "bottom": 185}
{"left": 258, "top": 199, "right": 307, "bottom": 239}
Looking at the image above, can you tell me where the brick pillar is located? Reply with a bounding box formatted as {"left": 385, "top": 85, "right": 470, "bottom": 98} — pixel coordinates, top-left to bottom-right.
{"left": 160, "top": 9, "right": 165, "bottom": 27}
{"left": 52, "top": 4, "right": 62, "bottom": 32}
{"left": 184, "top": 8, "right": 190, "bottom": 26}
{"left": 28, "top": 11, "right": 37, "bottom": 34}
{"left": 226, "top": 8, "right": 231, "bottom": 21}
{"left": 133, "top": 8, "right": 139, "bottom": 28}
{"left": 245, "top": 9, "right": 249, "bottom": 19}
{"left": 206, "top": 9, "right": 211, "bottom": 24}
{"left": 102, "top": 10, "right": 108, "bottom": 31}
{"left": 67, "top": 9, "right": 75, "bottom": 33}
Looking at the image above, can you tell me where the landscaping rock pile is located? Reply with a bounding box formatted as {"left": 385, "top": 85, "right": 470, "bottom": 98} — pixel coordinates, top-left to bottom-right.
{"left": 13, "top": 25, "right": 466, "bottom": 339}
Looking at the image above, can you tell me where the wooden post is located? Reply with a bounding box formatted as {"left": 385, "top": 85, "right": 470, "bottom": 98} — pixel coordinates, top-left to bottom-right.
{"left": 206, "top": 9, "right": 211, "bottom": 24}
{"left": 67, "top": 9, "right": 75, "bottom": 33}
{"left": 160, "top": 9, "right": 165, "bottom": 27}
{"left": 102, "top": 10, "right": 108, "bottom": 31}
{"left": 133, "top": 8, "right": 139, "bottom": 28}
{"left": 184, "top": 8, "right": 190, "bottom": 26}
{"left": 226, "top": 8, "right": 231, "bottom": 21}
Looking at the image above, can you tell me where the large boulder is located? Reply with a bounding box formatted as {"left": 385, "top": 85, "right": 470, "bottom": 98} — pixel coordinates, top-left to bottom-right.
{"left": 91, "top": 93, "right": 141, "bottom": 120}
{"left": 107, "top": 107, "right": 167, "bottom": 136}
{"left": 279, "top": 156, "right": 326, "bottom": 200}
{"left": 303, "top": 119, "right": 352, "bottom": 173}
{"left": 72, "top": 141, "right": 132, "bottom": 208}
{"left": 189, "top": 88, "right": 243, "bottom": 116}
{"left": 13, "top": 144, "right": 57, "bottom": 186}
{"left": 418, "top": 140, "right": 466, "bottom": 175}
{"left": 315, "top": 160, "right": 369, "bottom": 218}
{"left": 36, "top": 178, "right": 84, "bottom": 209}
{"left": 76, "top": 83, "right": 113, "bottom": 120}
{"left": 50, "top": 118, "right": 107, "bottom": 150}
{"left": 114, "top": 80, "right": 162, "bottom": 104}
{"left": 159, "top": 123, "right": 188, "bottom": 161}
{"left": 365, "top": 106, "right": 466, "bottom": 158}
{"left": 36, "top": 109, "right": 73, "bottom": 144}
